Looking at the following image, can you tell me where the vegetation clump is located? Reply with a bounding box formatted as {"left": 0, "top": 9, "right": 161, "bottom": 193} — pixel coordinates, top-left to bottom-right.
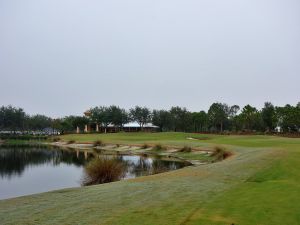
{"left": 67, "top": 140, "right": 75, "bottom": 144}
{"left": 93, "top": 140, "right": 103, "bottom": 147}
{"left": 141, "top": 143, "right": 149, "bottom": 149}
{"left": 153, "top": 144, "right": 166, "bottom": 151}
{"left": 179, "top": 146, "right": 192, "bottom": 152}
{"left": 82, "top": 157, "right": 126, "bottom": 186}
{"left": 52, "top": 137, "right": 61, "bottom": 142}
{"left": 93, "top": 148, "right": 102, "bottom": 154}
{"left": 141, "top": 153, "right": 148, "bottom": 157}
{"left": 211, "top": 146, "right": 232, "bottom": 161}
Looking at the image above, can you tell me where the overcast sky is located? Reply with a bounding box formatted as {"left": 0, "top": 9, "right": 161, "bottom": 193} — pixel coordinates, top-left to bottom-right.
{"left": 0, "top": 0, "right": 299, "bottom": 117}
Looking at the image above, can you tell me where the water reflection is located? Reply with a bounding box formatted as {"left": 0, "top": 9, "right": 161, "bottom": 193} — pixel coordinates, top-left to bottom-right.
{"left": 123, "top": 155, "right": 184, "bottom": 178}
{"left": 0, "top": 145, "right": 188, "bottom": 199}
{"left": 0, "top": 146, "right": 91, "bottom": 179}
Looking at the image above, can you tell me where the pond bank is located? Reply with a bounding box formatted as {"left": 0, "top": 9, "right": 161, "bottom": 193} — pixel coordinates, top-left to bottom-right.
{"left": 48, "top": 141, "right": 213, "bottom": 165}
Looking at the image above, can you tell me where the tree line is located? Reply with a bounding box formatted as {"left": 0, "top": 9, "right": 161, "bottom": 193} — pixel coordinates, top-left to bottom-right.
{"left": 0, "top": 102, "right": 300, "bottom": 134}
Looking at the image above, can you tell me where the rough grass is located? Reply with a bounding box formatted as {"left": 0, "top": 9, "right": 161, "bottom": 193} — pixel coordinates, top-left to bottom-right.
{"left": 1, "top": 133, "right": 300, "bottom": 225}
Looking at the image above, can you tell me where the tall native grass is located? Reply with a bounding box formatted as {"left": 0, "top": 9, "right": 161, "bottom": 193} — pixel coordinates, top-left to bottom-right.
{"left": 82, "top": 157, "right": 126, "bottom": 186}
{"left": 152, "top": 144, "right": 166, "bottom": 151}
{"left": 178, "top": 146, "right": 192, "bottom": 153}
{"left": 211, "top": 146, "right": 232, "bottom": 162}
{"left": 93, "top": 140, "right": 103, "bottom": 147}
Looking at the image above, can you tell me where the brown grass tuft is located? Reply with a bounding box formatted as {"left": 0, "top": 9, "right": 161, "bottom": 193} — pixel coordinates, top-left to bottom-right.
{"left": 82, "top": 157, "right": 126, "bottom": 186}
{"left": 211, "top": 146, "right": 232, "bottom": 162}
{"left": 141, "top": 143, "right": 149, "bottom": 149}
{"left": 153, "top": 144, "right": 166, "bottom": 151}
{"left": 178, "top": 146, "right": 192, "bottom": 153}
{"left": 67, "top": 140, "right": 75, "bottom": 144}
{"left": 93, "top": 140, "right": 103, "bottom": 147}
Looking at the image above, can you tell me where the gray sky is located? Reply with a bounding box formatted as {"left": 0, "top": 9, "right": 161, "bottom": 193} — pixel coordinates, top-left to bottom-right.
{"left": 0, "top": 0, "right": 299, "bottom": 117}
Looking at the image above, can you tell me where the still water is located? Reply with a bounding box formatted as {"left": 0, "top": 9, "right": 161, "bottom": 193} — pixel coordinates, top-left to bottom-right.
{"left": 0, "top": 145, "right": 187, "bottom": 200}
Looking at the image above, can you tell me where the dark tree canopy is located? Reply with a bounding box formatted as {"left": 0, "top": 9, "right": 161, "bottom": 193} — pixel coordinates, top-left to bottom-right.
{"left": 0, "top": 106, "right": 26, "bottom": 131}
{"left": 261, "top": 102, "right": 277, "bottom": 131}
{"left": 208, "top": 103, "right": 229, "bottom": 132}
{"left": 129, "top": 106, "right": 151, "bottom": 129}
{"left": 1, "top": 101, "right": 300, "bottom": 134}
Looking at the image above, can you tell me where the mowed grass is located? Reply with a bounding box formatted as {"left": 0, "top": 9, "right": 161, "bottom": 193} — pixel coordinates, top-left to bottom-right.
{"left": 1, "top": 133, "right": 300, "bottom": 225}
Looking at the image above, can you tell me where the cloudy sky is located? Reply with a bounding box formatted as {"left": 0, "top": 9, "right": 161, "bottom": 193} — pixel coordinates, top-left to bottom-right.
{"left": 0, "top": 0, "right": 299, "bottom": 117}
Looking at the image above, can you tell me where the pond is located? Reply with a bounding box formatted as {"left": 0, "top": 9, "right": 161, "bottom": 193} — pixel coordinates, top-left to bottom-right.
{"left": 0, "top": 145, "right": 188, "bottom": 200}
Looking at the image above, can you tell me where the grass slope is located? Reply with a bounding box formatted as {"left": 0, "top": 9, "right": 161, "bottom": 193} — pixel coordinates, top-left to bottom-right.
{"left": 1, "top": 133, "right": 300, "bottom": 225}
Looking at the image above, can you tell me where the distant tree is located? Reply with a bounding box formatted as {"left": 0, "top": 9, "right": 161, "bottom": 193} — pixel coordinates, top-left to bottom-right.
{"left": 152, "top": 110, "right": 173, "bottom": 131}
{"left": 51, "top": 118, "right": 64, "bottom": 133}
{"left": 191, "top": 111, "right": 208, "bottom": 132}
{"left": 231, "top": 114, "right": 243, "bottom": 132}
{"left": 169, "top": 106, "right": 192, "bottom": 132}
{"left": 72, "top": 116, "right": 89, "bottom": 131}
{"left": 227, "top": 105, "right": 240, "bottom": 132}
{"left": 59, "top": 116, "right": 76, "bottom": 132}
{"left": 276, "top": 104, "right": 300, "bottom": 132}
{"left": 89, "top": 106, "right": 111, "bottom": 133}
{"left": 27, "top": 114, "right": 52, "bottom": 131}
{"left": 0, "top": 105, "right": 26, "bottom": 131}
{"left": 108, "top": 105, "right": 129, "bottom": 130}
{"left": 240, "top": 105, "right": 263, "bottom": 131}
{"left": 129, "top": 106, "right": 151, "bottom": 130}
{"left": 208, "top": 103, "right": 229, "bottom": 132}
{"left": 229, "top": 105, "right": 240, "bottom": 118}
{"left": 261, "top": 102, "right": 277, "bottom": 131}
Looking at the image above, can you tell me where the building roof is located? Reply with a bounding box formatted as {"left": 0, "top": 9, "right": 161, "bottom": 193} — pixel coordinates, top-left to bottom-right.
{"left": 105, "top": 122, "right": 158, "bottom": 128}
{"left": 123, "top": 122, "right": 158, "bottom": 128}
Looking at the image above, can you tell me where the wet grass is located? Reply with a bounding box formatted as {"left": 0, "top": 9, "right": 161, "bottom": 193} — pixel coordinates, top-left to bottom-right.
{"left": 1, "top": 133, "right": 300, "bottom": 225}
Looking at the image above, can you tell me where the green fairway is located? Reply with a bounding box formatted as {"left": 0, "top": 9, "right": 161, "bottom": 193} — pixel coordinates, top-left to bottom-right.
{"left": 1, "top": 133, "right": 300, "bottom": 225}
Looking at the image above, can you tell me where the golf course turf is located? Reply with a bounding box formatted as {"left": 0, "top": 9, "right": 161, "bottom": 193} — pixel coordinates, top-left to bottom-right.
{"left": 0, "top": 132, "right": 299, "bottom": 225}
